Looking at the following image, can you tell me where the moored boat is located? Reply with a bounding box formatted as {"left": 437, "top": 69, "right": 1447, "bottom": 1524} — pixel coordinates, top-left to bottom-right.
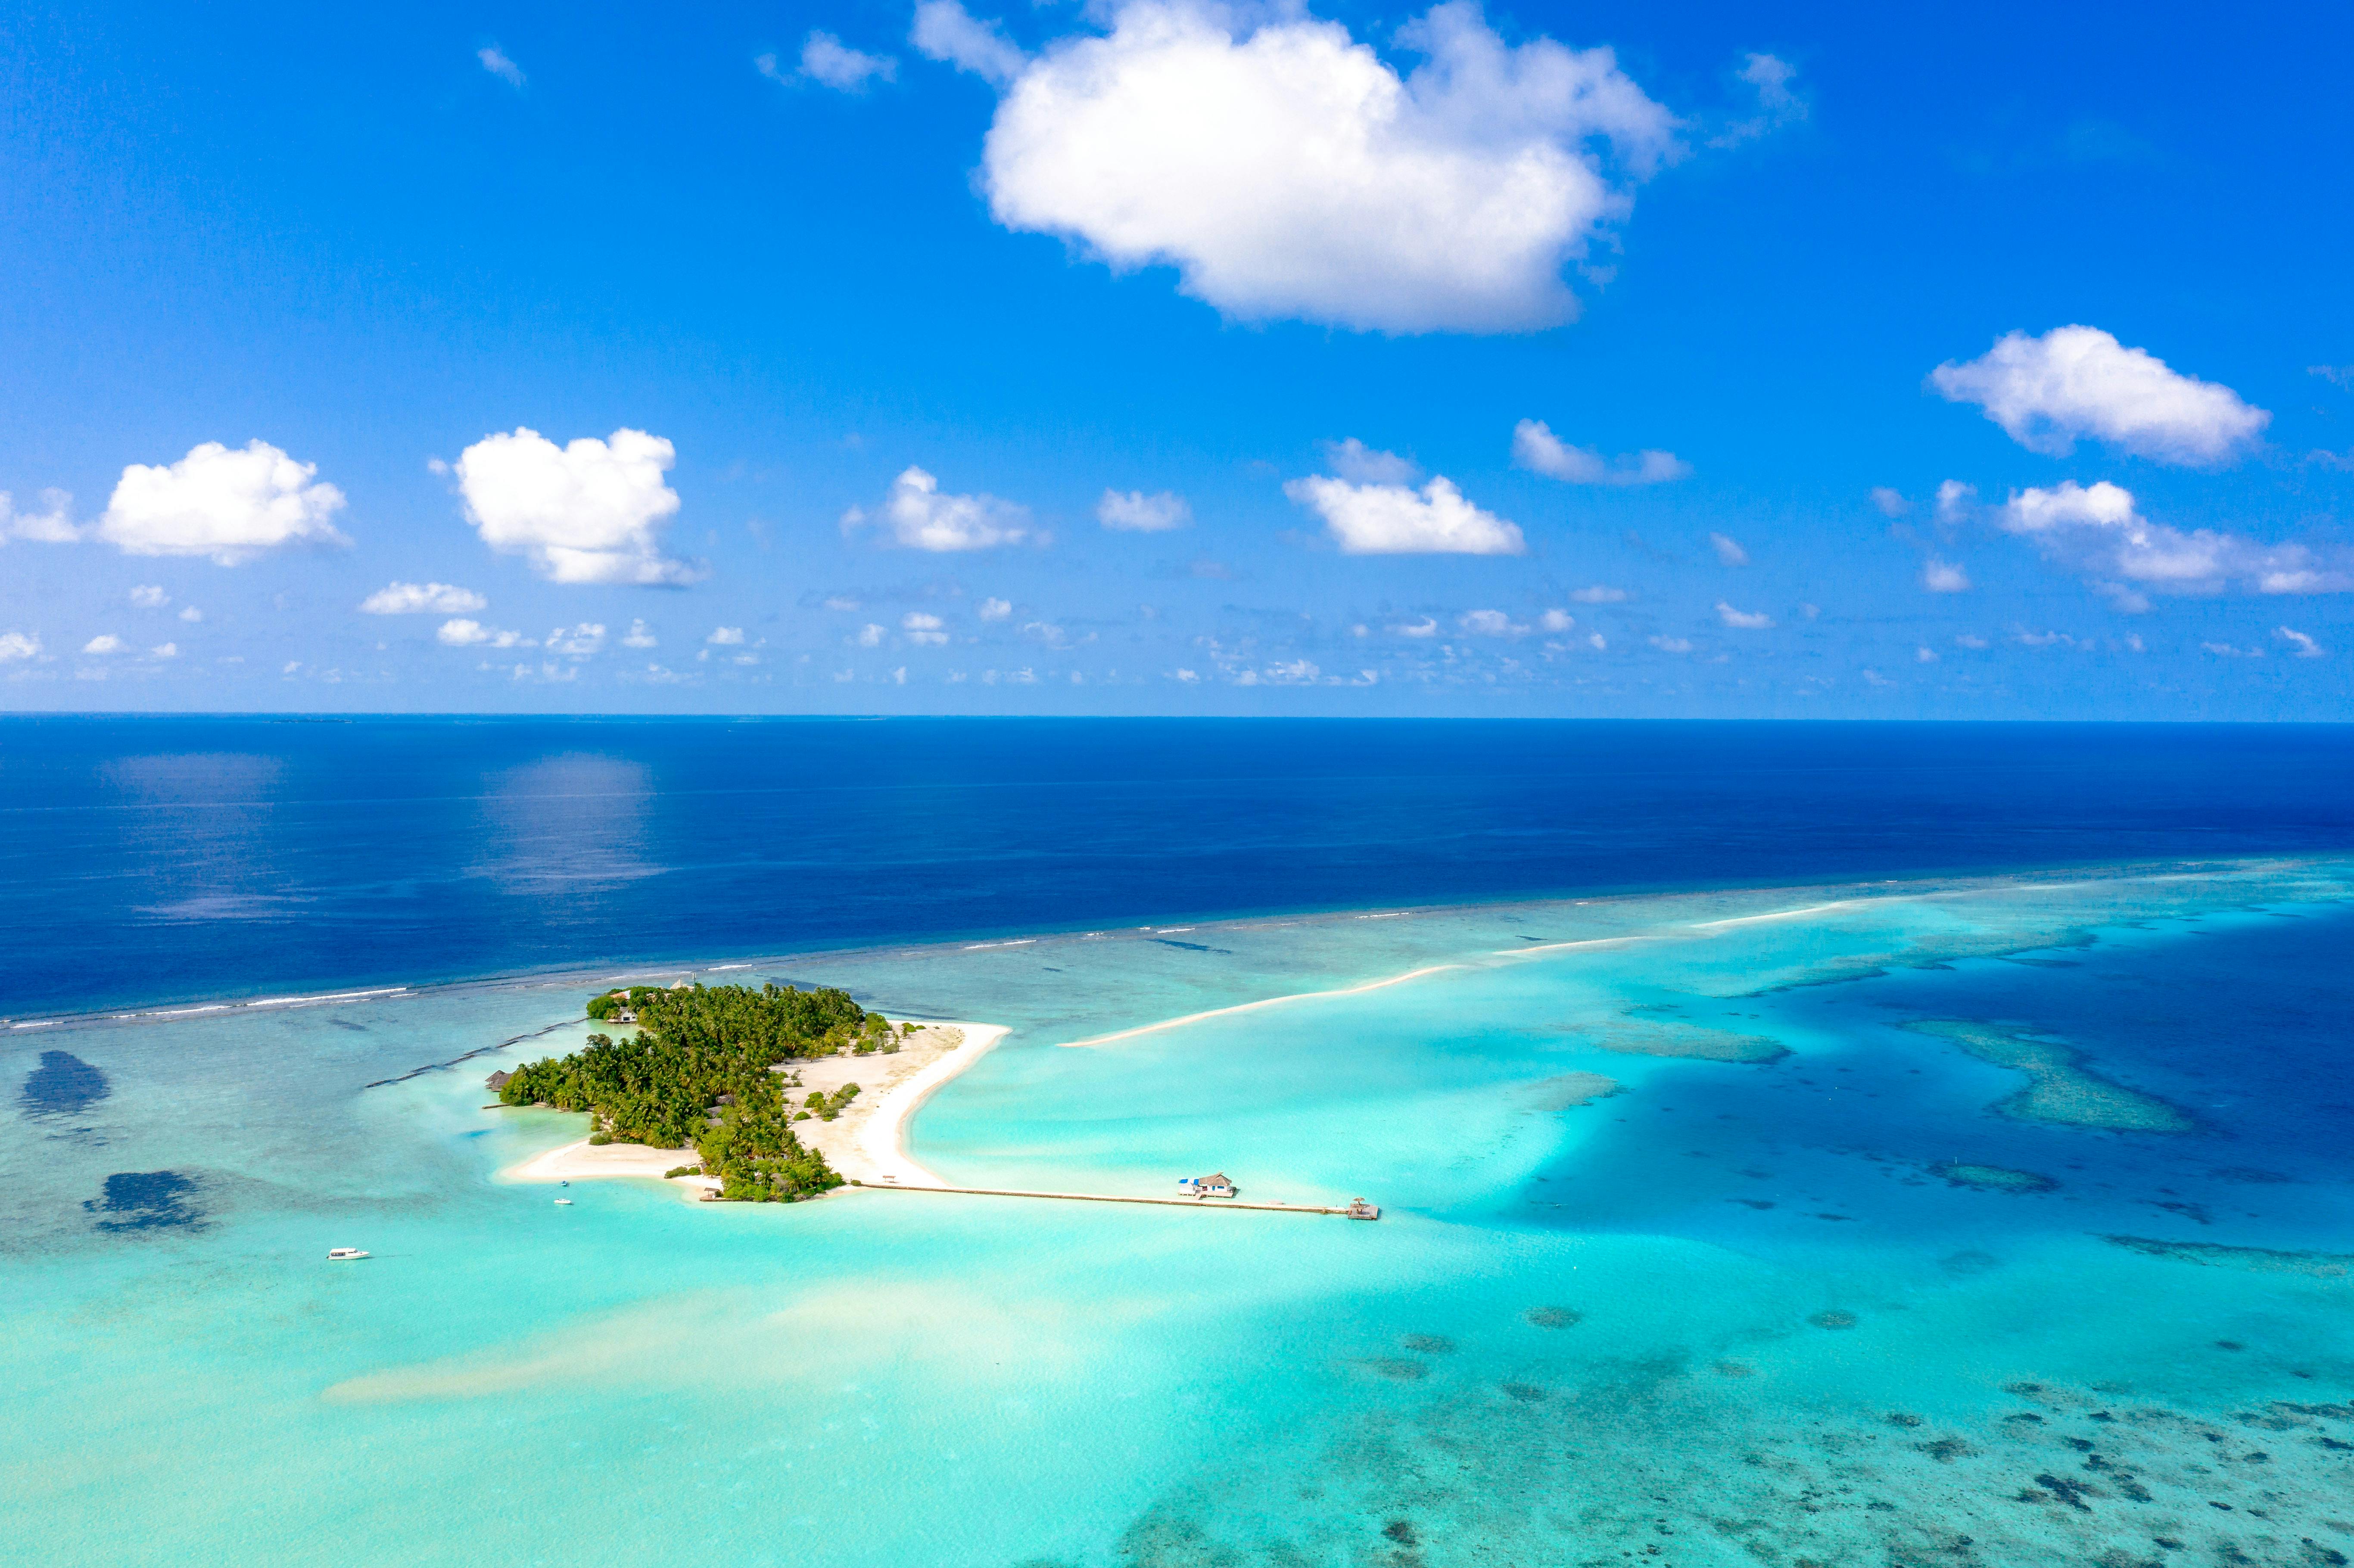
{"left": 326, "top": 1247, "right": 370, "bottom": 1260}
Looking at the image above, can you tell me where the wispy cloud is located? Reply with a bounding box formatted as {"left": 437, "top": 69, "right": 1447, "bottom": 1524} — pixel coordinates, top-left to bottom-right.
{"left": 478, "top": 45, "right": 525, "bottom": 88}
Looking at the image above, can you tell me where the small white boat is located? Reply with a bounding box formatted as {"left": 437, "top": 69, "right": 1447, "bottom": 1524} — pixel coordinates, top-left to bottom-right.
{"left": 326, "top": 1247, "right": 370, "bottom": 1261}
{"left": 553, "top": 1197, "right": 574, "bottom": 1206}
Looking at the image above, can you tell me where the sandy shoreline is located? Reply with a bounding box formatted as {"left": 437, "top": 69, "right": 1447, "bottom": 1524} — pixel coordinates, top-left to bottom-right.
{"left": 495, "top": 1019, "right": 1008, "bottom": 1199}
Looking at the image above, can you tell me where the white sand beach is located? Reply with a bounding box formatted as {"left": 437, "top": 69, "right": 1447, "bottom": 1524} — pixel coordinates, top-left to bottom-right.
{"left": 495, "top": 1020, "right": 1008, "bottom": 1199}
{"left": 829, "top": 1022, "right": 1008, "bottom": 1186}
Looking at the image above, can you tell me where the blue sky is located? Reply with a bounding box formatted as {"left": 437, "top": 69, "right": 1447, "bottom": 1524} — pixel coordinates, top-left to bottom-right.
{"left": 2, "top": 0, "right": 2350, "bottom": 716}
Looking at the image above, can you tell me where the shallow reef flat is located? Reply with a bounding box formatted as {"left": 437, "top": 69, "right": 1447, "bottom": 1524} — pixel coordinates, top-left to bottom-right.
{"left": 1528, "top": 1071, "right": 1623, "bottom": 1109}
{"left": 1903, "top": 1020, "right": 2197, "bottom": 1132}
{"left": 1932, "top": 1161, "right": 2061, "bottom": 1194}
{"left": 2101, "top": 1235, "right": 2354, "bottom": 1280}
{"left": 1108, "top": 1368, "right": 2354, "bottom": 1568}
{"left": 1585, "top": 1017, "right": 1790, "bottom": 1063}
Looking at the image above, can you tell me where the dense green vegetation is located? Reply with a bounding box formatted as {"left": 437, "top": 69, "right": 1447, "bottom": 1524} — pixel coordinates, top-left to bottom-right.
{"left": 804, "top": 1083, "right": 860, "bottom": 1120}
{"left": 501, "top": 983, "right": 881, "bottom": 1201}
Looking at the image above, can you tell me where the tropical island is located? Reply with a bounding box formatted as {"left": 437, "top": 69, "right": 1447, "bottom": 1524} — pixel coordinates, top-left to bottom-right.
{"left": 499, "top": 982, "right": 912, "bottom": 1202}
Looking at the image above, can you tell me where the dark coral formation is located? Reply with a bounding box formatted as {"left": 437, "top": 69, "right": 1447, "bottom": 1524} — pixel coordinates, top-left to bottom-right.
{"left": 19, "top": 1050, "right": 109, "bottom": 1117}
{"left": 83, "top": 1171, "right": 202, "bottom": 1232}
{"left": 1107, "top": 1372, "right": 2354, "bottom": 1567}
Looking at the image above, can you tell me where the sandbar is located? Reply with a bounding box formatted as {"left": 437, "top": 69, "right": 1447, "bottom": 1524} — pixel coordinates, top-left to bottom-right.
{"left": 1058, "top": 967, "right": 1463, "bottom": 1048}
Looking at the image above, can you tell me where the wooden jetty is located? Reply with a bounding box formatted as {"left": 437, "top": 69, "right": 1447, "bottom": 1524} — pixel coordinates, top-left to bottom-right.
{"left": 860, "top": 1181, "right": 1379, "bottom": 1218}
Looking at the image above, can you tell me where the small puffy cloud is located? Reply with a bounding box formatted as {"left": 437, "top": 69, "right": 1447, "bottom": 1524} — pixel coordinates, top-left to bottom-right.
{"left": 2202, "top": 641, "right": 2263, "bottom": 658}
{"left": 0, "top": 630, "right": 41, "bottom": 661}
{"left": 1284, "top": 474, "right": 1524, "bottom": 555}
{"left": 545, "top": 623, "right": 605, "bottom": 658}
{"left": 1570, "top": 585, "right": 1627, "bottom": 603}
{"left": 1710, "top": 52, "right": 1806, "bottom": 147}
{"left": 822, "top": 596, "right": 862, "bottom": 612}
{"left": 1586, "top": 632, "right": 1606, "bottom": 649}
{"left": 1648, "top": 634, "right": 1693, "bottom": 653}
{"left": 2277, "top": 626, "right": 2324, "bottom": 659}
{"left": 1513, "top": 420, "right": 1690, "bottom": 485}
{"left": 622, "top": 619, "right": 657, "bottom": 648}
{"left": 1321, "top": 439, "right": 1420, "bottom": 485}
{"left": 903, "top": 611, "right": 949, "bottom": 645}
{"left": 1922, "top": 558, "right": 1971, "bottom": 593}
{"left": 1392, "top": 617, "right": 1439, "bottom": 638}
{"left": 1458, "top": 609, "right": 1526, "bottom": 636}
{"left": 1021, "top": 620, "right": 1091, "bottom": 650}
{"left": 1539, "top": 608, "right": 1574, "bottom": 632}
{"left": 96, "top": 441, "right": 349, "bottom": 564}
{"left": 360, "top": 581, "right": 487, "bottom": 615}
{"left": 1716, "top": 601, "right": 1773, "bottom": 628}
{"left": 82, "top": 634, "right": 126, "bottom": 654}
{"left": 979, "top": 0, "right": 1677, "bottom": 333}
{"left": 1954, "top": 633, "right": 1990, "bottom": 650}
{"left": 436, "top": 618, "right": 535, "bottom": 648}
{"left": 1999, "top": 480, "right": 2351, "bottom": 596}
{"left": 1708, "top": 532, "right": 1748, "bottom": 566}
{"left": 150, "top": 642, "right": 177, "bottom": 659}
{"left": 912, "top": 0, "right": 1027, "bottom": 86}
{"left": 178, "top": 605, "right": 202, "bottom": 622}
{"left": 1869, "top": 487, "right": 1909, "bottom": 518}
{"left": 450, "top": 427, "right": 697, "bottom": 585}
{"left": 978, "top": 597, "right": 1013, "bottom": 620}
{"left": 129, "top": 585, "right": 169, "bottom": 609}
{"left": 855, "top": 466, "right": 1033, "bottom": 551}
{"left": 2, "top": 488, "right": 78, "bottom": 543}
{"left": 786, "top": 32, "right": 897, "bottom": 91}
{"left": 1097, "top": 488, "right": 1191, "bottom": 532}
{"left": 855, "top": 623, "right": 886, "bottom": 647}
{"left": 1935, "top": 480, "right": 1977, "bottom": 524}
{"left": 479, "top": 45, "right": 525, "bottom": 87}
{"left": 1929, "top": 326, "right": 2269, "bottom": 465}
{"left": 1916, "top": 645, "right": 1938, "bottom": 663}
{"left": 707, "top": 626, "right": 746, "bottom": 645}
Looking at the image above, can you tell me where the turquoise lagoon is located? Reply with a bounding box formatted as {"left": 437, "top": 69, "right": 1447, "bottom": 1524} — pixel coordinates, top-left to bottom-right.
{"left": 6, "top": 861, "right": 2352, "bottom": 1566}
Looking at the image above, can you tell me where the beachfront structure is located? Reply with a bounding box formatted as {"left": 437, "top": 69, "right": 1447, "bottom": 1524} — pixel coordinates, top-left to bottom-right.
{"left": 1179, "top": 1173, "right": 1236, "bottom": 1199}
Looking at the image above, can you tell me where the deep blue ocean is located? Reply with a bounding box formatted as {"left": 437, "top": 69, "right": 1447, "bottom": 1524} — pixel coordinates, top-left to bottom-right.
{"left": 5, "top": 716, "right": 2353, "bottom": 1014}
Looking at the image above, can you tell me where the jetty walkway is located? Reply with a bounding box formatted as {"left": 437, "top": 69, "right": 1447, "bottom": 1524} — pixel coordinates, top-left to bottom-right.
{"left": 860, "top": 1182, "right": 1374, "bottom": 1217}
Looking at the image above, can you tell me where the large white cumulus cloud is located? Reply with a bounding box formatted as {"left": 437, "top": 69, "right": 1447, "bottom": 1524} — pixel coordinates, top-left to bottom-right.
{"left": 96, "top": 441, "right": 350, "bottom": 564}
{"left": 847, "top": 467, "right": 1034, "bottom": 551}
{"left": 1284, "top": 473, "right": 1523, "bottom": 554}
{"left": 980, "top": 1, "right": 1676, "bottom": 333}
{"left": 1931, "top": 327, "right": 2269, "bottom": 466}
{"left": 449, "top": 428, "right": 699, "bottom": 585}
